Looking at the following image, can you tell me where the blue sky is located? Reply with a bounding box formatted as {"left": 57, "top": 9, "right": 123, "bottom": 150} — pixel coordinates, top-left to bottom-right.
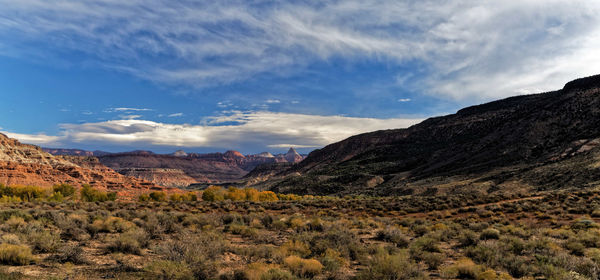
{"left": 1, "top": 0, "right": 599, "bottom": 154}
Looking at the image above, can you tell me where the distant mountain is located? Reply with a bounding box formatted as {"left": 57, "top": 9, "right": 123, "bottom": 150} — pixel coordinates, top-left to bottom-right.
{"left": 0, "top": 134, "right": 169, "bottom": 198}
{"left": 284, "top": 147, "right": 303, "bottom": 163}
{"left": 45, "top": 147, "right": 306, "bottom": 187}
{"left": 171, "top": 150, "right": 188, "bottom": 157}
{"left": 254, "top": 74, "right": 600, "bottom": 196}
{"left": 42, "top": 148, "right": 95, "bottom": 157}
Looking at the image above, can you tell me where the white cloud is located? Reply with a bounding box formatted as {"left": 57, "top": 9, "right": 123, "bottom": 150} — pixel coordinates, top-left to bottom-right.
{"left": 2, "top": 132, "right": 60, "bottom": 145}
{"left": 397, "top": 98, "right": 411, "bottom": 102}
{"left": 265, "top": 99, "right": 280, "bottom": 104}
{"left": 117, "top": 114, "right": 142, "bottom": 120}
{"left": 2, "top": 112, "right": 423, "bottom": 151}
{"left": 168, "top": 113, "right": 183, "bottom": 117}
{"left": 106, "top": 107, "right": 153, "bottom": 112}
{"left": 0, "top": 1, "right": 599, "bottom": 100}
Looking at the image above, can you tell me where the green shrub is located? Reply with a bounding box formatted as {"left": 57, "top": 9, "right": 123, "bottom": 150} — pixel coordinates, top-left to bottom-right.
{"left": 149, "top": 191, "right": 167, "bottom": 202}
{"left": 80, "top": 185, "right": 117, "bottom": 202}
{"left": 170, "top": 192, "right": 198, "bottom": 202}
{"left": 319, "top": 248, "right": 347, "bottom": 272}
{"left": 0, "top": 185, "right": 47, "bottom": 201}
{"left": 107, "top": 229, "right": 148, "bottom": 255}
{"left": 440, "top": 258, "right": 483, "bottom": 279}
{"left": 480, "top": 228, "right": 500, "bottom": 240}
{"left": 458, "top": 230, "right": 479, "bottom": 247}
{"left": 376, "top": 227, "right": 410, "bottom": 247}
{"left": 145, "top": 260, "right": 194, "bottom": 280}
{"left": 27, "top": 230, "right": 60, "bottom": 253}
{"left": 52, "top": 184, "right": 75, "bottom": 197}
{"left": 283, "top": 255, "right": 323, "bottom": 278}
{"left": 357, "top": 249, "right": 425, "bottom": 280}
{"left": 202, "top": 186, "right": 225, "bottom": 201}
{"left": 423, "top": 252, "right": 445, "bottom": 270}
{"left": 260, "top": 268, "right": 296, "bottom": 280}
{"left": 0, "top": 244, "right": 34, "bottom": 265}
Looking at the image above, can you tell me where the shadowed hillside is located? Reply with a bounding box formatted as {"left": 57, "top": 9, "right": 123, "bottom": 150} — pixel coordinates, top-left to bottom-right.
{"left": 257, "top": 75, "right": 600, "bottom": 196}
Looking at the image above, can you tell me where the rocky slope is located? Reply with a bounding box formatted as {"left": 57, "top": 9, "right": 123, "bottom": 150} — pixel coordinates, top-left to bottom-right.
{"left": 117, "top": 168, "right": 197, "bottom": 188}
{"left": 0, "top": 134, "right": 169, "bottom": 198}
{"left": 257, "top": 74, "right": 600, "bottom": 196}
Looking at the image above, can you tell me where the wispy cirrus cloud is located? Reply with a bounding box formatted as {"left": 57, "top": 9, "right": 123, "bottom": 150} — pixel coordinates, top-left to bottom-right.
{"left": 0, "top": 0, "right": 599, "bottom": 101}
{"left": 1, "top": 111, "right": 423, "bottom": 152}
{"left": 105, "top": 108, "right": 153, "bottom": 113}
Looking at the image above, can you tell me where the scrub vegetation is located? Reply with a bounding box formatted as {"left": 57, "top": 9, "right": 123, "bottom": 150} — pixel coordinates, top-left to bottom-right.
{"left": 0, "top": 184, "right": 599, "bottom": 279}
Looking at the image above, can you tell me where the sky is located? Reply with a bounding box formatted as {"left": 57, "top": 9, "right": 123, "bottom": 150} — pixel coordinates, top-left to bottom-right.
{"left": 1, "top": 0, "right": 599, "bottom": 154}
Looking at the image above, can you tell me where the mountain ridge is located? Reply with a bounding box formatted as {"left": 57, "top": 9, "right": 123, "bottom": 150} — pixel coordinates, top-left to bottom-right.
{"left": 254, "top": 74, "right": 600, "bottom": 196}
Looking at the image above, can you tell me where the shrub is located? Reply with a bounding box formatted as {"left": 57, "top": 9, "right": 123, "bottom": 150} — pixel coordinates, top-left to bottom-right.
{"left": 423, "top": 252, "right": 445, "bottom": 270}
{"left": 0, "top": 195, "right": 22, "bottom": 203}
{"left": 107, "top": 229, "right": 148, "bottom": 255}
{"left": 48, "top": 192, "right": 64, "bottom": 202}
{"left": 90, "top": 216, "right": 135, "bottom": 233}
{"left": 202, "top": 186, "right": 225, "bottom": 201}
{"left": 277, "top": 240, "right": 311, "bottom": 258}
{"left": 244, "top": 188, "right": 260, "bottom": 201}
{"left": 52, "top": 184, "right": 75, "bottom": 197}
{"left": 27, "top": 230, "right": 60, "bottom": 253}
{"left": 283, "top": 255, "right": 323, "bottom": 278}
{"left": 319, "top": 248, "right": 348, "bottom": 272}
{"left": 145, "top": 260, "right": 194, "bottom": 280}
{"left": 441, "top": 258, "right": 483, "bottom": 279}
{"left": 155, "top": 233, "right": 223, "bottom": 278}
{"left": 80, "top": 185, "right": 117, "bottom": 202}
{"left": 260, "top": 268, "right": 295, "bottom": 280}
{"left": 0, "top": 185, "right": 47, "bottom": 201}
{"left": 480, "top": 228, "right": 500, "bottom": 240}
{"left": 376, "top": 227, "right": 410, "bottom": 247}
{"left": 410, "top": 236, "right": 440, "bottom": 260}
{"left": 225, "top": 187, "right": 246, "bottom": 201}
{"left": 54, "top": 243, "right": 87, "bottom": 264}
{"left": 149, "top": 191, "right": 167, "bottom": 202}
{"left": 170, "top": 192, "right": 197, "bottom": 202}
{"left": 458, "top": 229, "right": 479, "bottom": 247}
{"left": 258, "top": 191, "right": 279, "bottom": 202}
{"left": 0, "top": 244, "right": 34, "bottom": 265}
{"left": 357, "top": 249, "right": 425, "bottom": 280}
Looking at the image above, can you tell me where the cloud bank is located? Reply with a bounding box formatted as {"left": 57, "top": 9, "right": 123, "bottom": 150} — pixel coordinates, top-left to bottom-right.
{"left": 2, "top": 112, "right": 422, "bottom": 152}
{"left": 0, "top": 0, "right": 599, "bottom": 100}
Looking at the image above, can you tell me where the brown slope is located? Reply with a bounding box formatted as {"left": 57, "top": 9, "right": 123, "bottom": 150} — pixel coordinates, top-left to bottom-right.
{"left": 0, "top": 134, "right": 170, "bottom": 198}
{"left": 267, "top": 74, "right": 600, "bottom": 195}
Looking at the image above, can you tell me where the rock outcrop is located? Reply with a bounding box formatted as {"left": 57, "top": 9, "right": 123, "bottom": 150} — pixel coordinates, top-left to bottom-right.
{"left": 0, "top": 134, "right": 170, "bottom": 198}
{"left": 117, "top": 168, "right": 197, "bottom": 188}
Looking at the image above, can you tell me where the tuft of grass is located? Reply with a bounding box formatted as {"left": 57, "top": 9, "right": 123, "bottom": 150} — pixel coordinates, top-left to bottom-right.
{"left": 283, "top": 255, "right": 323, "bottom": 278}
{"left": 144, "top": 260, "right": 194, "bottom": 280}
{"left": 0, "top": 244, "right": 34, "bottom": 265}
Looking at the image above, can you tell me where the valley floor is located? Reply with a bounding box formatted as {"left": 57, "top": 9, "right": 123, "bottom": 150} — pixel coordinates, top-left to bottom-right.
{"left": 0, "top": 188, "right": 599, "bottom": 279}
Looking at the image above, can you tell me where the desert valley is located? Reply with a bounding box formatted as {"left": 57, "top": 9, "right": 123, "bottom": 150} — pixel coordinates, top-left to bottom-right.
{"left": 1, "top": 1, "right": 600, "bottom": 279}
{"left": 0, "top": 76, "right": 599, "bottom": 279}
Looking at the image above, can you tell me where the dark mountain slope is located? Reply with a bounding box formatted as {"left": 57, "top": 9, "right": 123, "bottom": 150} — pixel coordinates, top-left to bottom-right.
{"left": 266, "top": 75, "right": 600, "bottom": 195}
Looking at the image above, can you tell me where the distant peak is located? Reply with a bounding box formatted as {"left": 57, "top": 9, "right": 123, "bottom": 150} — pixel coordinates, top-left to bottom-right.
{"left": 287, "top": 147, "right": 299, "bottom": 155}
{"left": 256, "top": 152, "right": 275, "bottom": 158}
{"left": 563, "top": 74, "right": 600, "bottom": 92}
{"left": 224, "top": 150, "right": 245, "bottom": 158}
{"left": 172, "top": 150, "right": 188, "bottom": 157}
